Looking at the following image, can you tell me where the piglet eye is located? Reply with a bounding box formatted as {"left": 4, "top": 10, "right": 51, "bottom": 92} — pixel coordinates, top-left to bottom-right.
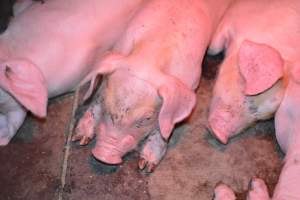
{"left": 146, "top": 116, "right": 151, "bottom": 120}
{"left": 135, "top": 113, "right": 154, "bottom": 128}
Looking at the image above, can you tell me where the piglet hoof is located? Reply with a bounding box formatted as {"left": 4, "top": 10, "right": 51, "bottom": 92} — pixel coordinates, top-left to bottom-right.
{"left": 72, "top": 111, "right": 96, "bottom": 145}
{"left": 213, "top": 183, "right": 236, "bottom": 200}
{"left": 246, "top": 178, "right": 270, "bottom": 200}
{"left": 138, "top": 158, "right": 157, "bottom": 173}
{"left": 71, "top": 134, "right": 92, "bottom": 146}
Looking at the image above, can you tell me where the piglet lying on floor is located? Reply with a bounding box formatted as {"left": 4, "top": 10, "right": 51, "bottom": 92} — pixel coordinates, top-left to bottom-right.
{"left": 0, "top": 0, "right": 146, "bottom": 145}
{"left": 73, "top": 0, "right": 233, "bottom": 172}
{"left": 207, "top": 0, "right": 300, "bottom": 199}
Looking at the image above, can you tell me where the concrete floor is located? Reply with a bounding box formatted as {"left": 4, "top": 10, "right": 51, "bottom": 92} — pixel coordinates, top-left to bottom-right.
{"left": 0, "top": 56, "right": 283, "bottom": 200}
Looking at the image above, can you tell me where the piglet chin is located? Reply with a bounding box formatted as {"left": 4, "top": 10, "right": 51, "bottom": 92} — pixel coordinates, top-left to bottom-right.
{"left": 92, "top": 146, "right": 123, "bottom": 165}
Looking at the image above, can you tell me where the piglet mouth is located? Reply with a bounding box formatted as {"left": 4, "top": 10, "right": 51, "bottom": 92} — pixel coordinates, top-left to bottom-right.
{"left": 92, "top": 143, "right": 123, "bottom": 165}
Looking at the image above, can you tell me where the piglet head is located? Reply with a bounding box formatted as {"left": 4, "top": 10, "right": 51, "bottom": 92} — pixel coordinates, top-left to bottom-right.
{"left": 93, "top": 69, "right": 160, "bottom": 164}
{"left": 0, "top": 59, "right": 48, "bottom": 117}
{"left": 83, "top": 53, "right": 196, "bottom": 164}
{"left": 208, "top": 40, "right": 286, "bottom": 144}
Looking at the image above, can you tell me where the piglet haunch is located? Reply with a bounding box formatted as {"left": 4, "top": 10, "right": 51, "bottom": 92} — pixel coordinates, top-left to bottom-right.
{"left": 208, "top": 0, "right": 300, "bottom": 199}
{"left": 74, "top": 0, "right": 234, "bottom": 172}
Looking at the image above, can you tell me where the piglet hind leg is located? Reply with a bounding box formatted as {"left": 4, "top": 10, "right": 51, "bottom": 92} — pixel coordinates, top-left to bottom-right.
{"left": 138, "top": 130, "right": 167, "bottom": 173}
{"left": 72, "top": 103, "right": 101, "bottom": 145}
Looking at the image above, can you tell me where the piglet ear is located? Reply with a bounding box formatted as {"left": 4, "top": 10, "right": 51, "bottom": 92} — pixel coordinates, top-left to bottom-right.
{"left": 0, "top": 59, "right": 47, "bottom": 117}
{"left": 158, "top": 76, "right": 196, "bottom": 140}
{"left": 239, "top": 40, "right": 284, "bottom": 95}
{"left": 80, "top": 53, "right": 124, "bottom": 101}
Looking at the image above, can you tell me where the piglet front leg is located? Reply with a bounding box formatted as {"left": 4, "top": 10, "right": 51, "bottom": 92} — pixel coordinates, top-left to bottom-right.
{"left": 73, "top": 102, "right": 102, "bottom": 145}
{"left": 139, "top": 130, "right": 167, "bottom": 173}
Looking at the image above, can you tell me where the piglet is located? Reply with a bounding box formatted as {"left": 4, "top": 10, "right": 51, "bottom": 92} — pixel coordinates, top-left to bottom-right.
{"left": 0, "top": 0, "right": 146, "bottom": 145}
{"left": 74, "top": 0, "right": 234, "bottom": 172}
{"left": 207, "top": 0, "right": 300, "bottom": 199}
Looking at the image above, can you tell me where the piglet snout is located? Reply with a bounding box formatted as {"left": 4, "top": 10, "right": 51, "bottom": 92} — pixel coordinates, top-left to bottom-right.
{"left": 208, "top": 116, "right": 230, "bottom": 144}
{"left": 92, "top": 144, "right": 123, "bottom": 165}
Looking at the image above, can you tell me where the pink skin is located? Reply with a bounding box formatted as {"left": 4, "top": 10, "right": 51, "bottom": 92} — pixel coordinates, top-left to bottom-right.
{"left": 74, "top": 0, "right": 234, "bottom": 172}
{"left": 0, "top": 0, "right": 146, "bottom": 145}
{"left": 208, "top": 0, "right": 300, "bottom": 199}
{"left": 213, "top": 183, "right": 236, "bottom": 200}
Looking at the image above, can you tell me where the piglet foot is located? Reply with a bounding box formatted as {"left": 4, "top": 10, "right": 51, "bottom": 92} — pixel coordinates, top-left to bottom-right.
{"left": 72, "top": 111, "right": 96, "bottom": 145}
{"left": 138, "top": 131, "right": 167, "bottom": 173}
{"left": 72, "top": 134, "right": 92, "bottom": 146}
{"left": 213, "top": 183, "right": 236, "bottom": 200}
{"left": 138, "top": 158, "right": 157, "bottom": 173}
{"left": 247, "top": 178, "right": 270, "bottom": 200}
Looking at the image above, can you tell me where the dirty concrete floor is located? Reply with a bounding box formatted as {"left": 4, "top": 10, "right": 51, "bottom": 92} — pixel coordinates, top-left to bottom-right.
{"left": 0, "top": 56, "right": 282, "bottom": 200}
